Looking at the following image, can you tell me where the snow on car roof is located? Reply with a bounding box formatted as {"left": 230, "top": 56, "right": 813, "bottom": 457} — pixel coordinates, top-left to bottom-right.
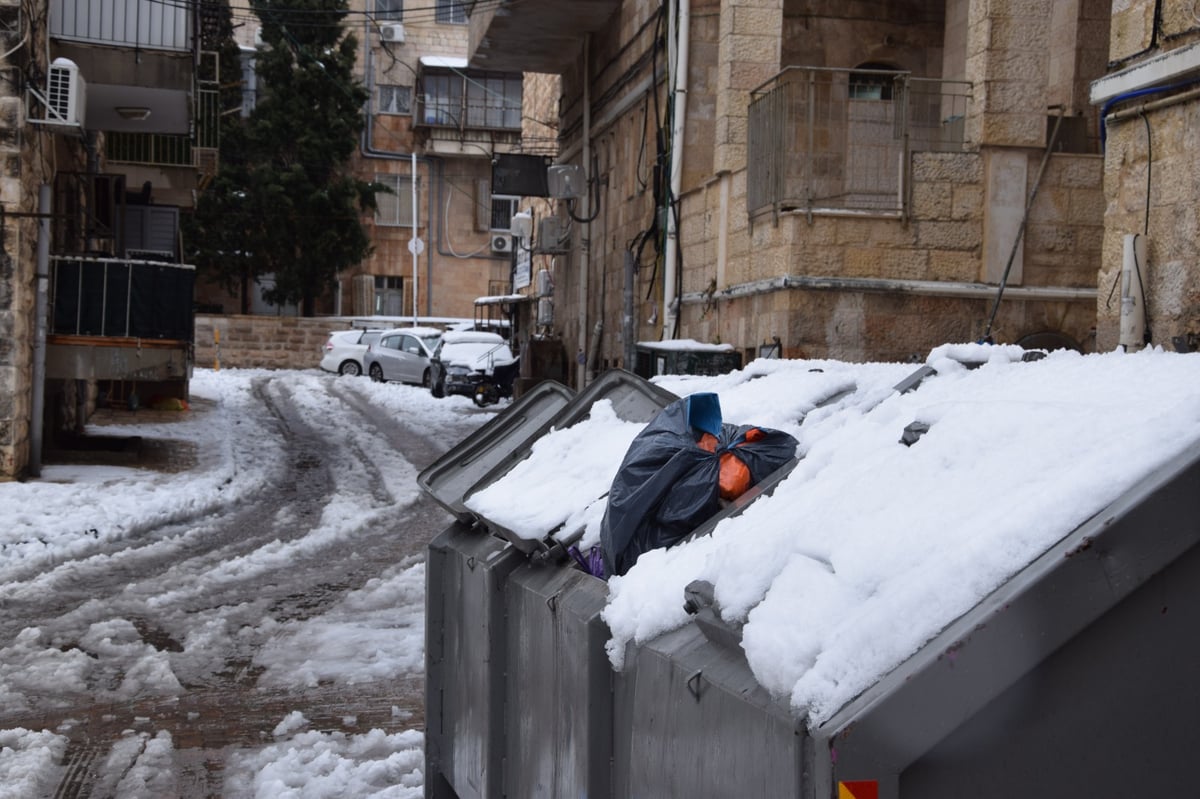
{"left": 379, "top": 326, "right": 443, "bottom": 338}
{"left": 441, "top": 330, "right": 506, "bottom": 345}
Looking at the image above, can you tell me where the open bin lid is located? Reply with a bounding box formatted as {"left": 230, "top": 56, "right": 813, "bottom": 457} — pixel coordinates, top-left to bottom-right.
{"left": 418, "top": 380, "right": 576, "bottom": 523}
{"left": 467, "top": 369, "right": 679, "bottom": 554}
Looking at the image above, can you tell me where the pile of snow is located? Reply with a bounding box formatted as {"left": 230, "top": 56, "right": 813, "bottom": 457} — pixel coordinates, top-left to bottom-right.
{"left": 467, "top": 345, "right": 1200, "bottom": 725}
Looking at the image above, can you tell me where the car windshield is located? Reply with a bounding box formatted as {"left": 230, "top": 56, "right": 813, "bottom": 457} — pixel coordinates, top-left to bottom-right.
{"left": 361, "top": 331, "right": 383, "bottom": 347}
{"left": 440, "top": 341, "right": 514, "bottom": 369}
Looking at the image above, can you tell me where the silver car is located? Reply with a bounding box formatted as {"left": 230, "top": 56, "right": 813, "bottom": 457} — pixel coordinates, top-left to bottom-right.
{"left": 365, "top": 326, "right": 443, "bottom": 387}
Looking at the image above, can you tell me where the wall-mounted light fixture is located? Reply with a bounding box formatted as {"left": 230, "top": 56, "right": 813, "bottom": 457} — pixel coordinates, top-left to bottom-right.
{"left": 115, "top": 106, "right": 152, "bottom": 121}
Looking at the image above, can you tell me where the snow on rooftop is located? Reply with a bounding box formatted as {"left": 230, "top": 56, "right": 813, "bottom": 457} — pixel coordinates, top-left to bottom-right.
{"left": 464, "top": 345, "right": 1200, "bottom": 726}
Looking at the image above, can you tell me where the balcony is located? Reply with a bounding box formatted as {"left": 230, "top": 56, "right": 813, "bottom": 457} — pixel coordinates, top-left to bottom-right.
{"left": 747, "top": 67, "right": 972, "bottom": 221}
{"left": 466, "top": 0, "right": 619, "bottom": 73}
{"left": 49, "top": 0, "right": 196, "bottom": 136}
{"left": 415, "top": 59, "right": 524, "bottom": 156}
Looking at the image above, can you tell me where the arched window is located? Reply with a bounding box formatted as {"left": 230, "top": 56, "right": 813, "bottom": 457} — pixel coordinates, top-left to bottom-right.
{"left": 849, "top": 62, "right": 899, "bottom": 101}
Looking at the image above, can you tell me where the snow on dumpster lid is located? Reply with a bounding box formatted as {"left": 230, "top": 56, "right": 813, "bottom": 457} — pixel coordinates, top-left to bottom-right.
{"left": 637, "top": 338, "right": 735, "bottom": 352}
{"left": 589, "top": 345, "right": 1200, "bottom": 728}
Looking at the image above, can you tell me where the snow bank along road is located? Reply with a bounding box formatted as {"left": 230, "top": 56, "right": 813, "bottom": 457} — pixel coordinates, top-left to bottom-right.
{"left": 0, "top": 369, "right": 491, "bottom": 797}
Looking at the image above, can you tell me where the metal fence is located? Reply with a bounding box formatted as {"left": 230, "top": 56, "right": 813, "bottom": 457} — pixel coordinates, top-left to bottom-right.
{"left": 51, "top": 256, "right": 196, "bottom": 341}
{"left": 748, "top": 67, "right": 971, "bottom": 220}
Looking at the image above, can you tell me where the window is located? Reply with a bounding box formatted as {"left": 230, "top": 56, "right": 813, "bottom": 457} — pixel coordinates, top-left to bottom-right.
{"left": 490, "top": 197, "right": 516, "bottom": 231}
{"left": 465, "top": 74, "right": 522, "bottom": 129}
{"left": 374, "top": 173, "right": 415, "bottom": 226}
{"left": 421, "top": 69, "right": 522, "bottom": 130}
{"left": 377, "top": 84, "right": 412, "bottom": 115}
{"left": 422, "top": 72, "right": 462, "bottom": 127}
{"left": 436, "top": 0, "right": 466, "bottom": 24}
{"left": 375, "top": 276, "right": 404, "bottom": 315}
{"left": 375, "top": 0, "right": 402, "bottom": 21}
{"left": 475, "top": 179, "right": 517, "bottom": 231}
{"left": 849, "top": 63, "right": 897, "bottom": 101}
{"left": 239, "top": 49, "right": 258, "bottom": 117}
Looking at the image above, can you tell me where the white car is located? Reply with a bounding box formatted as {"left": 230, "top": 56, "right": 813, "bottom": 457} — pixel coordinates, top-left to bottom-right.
{"left": 364, "top": 326, "right": 443, "bottom": 387}
{"left": 319, "top": 329, "right": 385, "bottom": 376}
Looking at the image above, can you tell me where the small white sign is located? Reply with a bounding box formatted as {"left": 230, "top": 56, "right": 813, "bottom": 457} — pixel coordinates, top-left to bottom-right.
{"left": 408, "top": 237, "right": 425, "bottom": 256}
{"left": 514, "top": 245, "right": 531, "bottom": 290}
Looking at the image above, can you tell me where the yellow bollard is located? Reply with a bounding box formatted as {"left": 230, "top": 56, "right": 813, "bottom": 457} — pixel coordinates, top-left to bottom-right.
{"left": 214, "top": 328, "right": 221, "bottom": 371}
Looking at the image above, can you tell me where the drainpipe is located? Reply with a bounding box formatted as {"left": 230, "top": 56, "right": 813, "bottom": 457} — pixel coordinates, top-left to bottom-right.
{"left": 578, "top": 35, "right": 591, "bottom": 389}
{"left": 662, "top": 0, "right": 690, "bottom": 340}
{"left": 30, "top": 184, "right": 50, "bottom": 477}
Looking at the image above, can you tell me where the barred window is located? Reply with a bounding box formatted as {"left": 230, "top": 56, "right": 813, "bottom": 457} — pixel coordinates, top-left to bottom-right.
{"left": 436, "top": 0, "right": 466, "bottom": 24}
{"left": 374, "top": 173, "right": 414, "bottom": 227}
{"left": 375, "top": 0, "right": 402, "bottom": 21}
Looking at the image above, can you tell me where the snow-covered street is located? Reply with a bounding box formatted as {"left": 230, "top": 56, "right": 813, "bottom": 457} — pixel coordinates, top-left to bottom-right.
{"left": 0, "top": 369, "right": 495, "bottom": 798}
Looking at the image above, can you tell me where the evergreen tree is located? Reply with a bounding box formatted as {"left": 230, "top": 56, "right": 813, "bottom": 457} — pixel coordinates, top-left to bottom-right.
{"left": 188, "top": 0, "right": 376, "bottom": 316}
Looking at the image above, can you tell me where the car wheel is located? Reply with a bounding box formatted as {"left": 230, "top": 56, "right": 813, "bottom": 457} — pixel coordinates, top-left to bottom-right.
{"left": 431, "top": 378, "right": 444, "bottom": 399}
{"left": 421, "top": 369, "right": 432, "bottom": 389}
{"left": 369, "top": 363, "right": 384, "bottom": 383}
{"left": 339, "top": 360, "right": 362, "bottom": 377}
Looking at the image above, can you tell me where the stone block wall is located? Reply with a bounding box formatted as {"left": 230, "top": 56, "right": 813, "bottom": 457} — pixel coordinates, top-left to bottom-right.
{"left": 0, "top": 0, "right": 35, "bottom": 480}
{"left": 194, "top": 315, "right": 359, "bottom": 371}
{"left": 677, "top": 146, "right": 1102, "bottom": 361}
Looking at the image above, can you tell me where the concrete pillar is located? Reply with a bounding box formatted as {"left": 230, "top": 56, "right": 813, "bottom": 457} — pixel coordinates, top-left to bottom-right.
{"left": 965, "top": 0, "right": 1053, "bottom": 148}
{"left": 714, "top": 0, "right": 782, "bottom": 174}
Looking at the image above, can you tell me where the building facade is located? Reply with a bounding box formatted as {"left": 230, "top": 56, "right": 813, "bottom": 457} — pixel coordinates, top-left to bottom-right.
{"left": 1, "top": 0, "right": 203, "bottom": 479}
{"left": 196, "top": 0, "right": 559, "bottom": 321}
{"left": 469, "top": 0, "right": 1119, "bottom": 387}
{"left": 1091, "top": 1, "right": 1200, "bottom": 352}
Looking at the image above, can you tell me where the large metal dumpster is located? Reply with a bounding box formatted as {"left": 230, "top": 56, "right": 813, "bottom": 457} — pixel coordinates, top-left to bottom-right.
{"left": 421, "top": 381, "right": 576, "bottom": 799}
{"left": 421, "top": 357, "right": 1200, "bottom": 799}
{"left": 811, "top": 443, "right": 1200, "bottom": 799}
{"left": 422, "top": 372, "right": 676, "bottom": 799}
{"left": 613, "top": 624, "right": 806, "bottom": 796}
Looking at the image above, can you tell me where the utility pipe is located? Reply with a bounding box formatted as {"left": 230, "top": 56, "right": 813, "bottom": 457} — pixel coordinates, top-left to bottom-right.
{"left": 679, "top": 274, "right": 1098, "bottom": 304}
{"left": 662, "top": 0, "right": 690, "bottom": 339}
{"left": 1106, "top": 84, "right": 1200, "bottom": 124}
{"left": 578, "top": 35, "right": 591, "bottom": 390}
{"left": 30, "top": 184, "right": 50, "bottom": 477}
{"left": 411, "top": 150, "right": 419, "bottom": 324}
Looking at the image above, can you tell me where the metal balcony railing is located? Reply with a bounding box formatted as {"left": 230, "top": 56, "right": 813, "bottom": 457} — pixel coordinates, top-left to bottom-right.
{"left": 50, "top": 0, "right": 193, "bottom": 52}
{"left": 51, "top": 256, "right": 196, "bottom": 342}
{"left": 105, "top": 86, "right": 220, "bottom": 168}
{"left": 747, "top": 67, "right": 972, "bottom": 220}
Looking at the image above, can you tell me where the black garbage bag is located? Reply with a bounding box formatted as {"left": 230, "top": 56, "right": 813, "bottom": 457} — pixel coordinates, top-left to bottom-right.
{"left": 599, "top": 392, "right": 798, "bottom": 577}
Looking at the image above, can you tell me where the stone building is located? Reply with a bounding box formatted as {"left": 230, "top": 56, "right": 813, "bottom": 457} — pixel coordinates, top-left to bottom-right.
{"left": 468, "top": 0, "right": 1119, "bottom": 387}
{"left": 1091, "top": 1, "right": 1200, "bottom": 352}
{"left": 1, "top": 0, "right": 201, "bottom": 479}
{"left": 198, "top": 1, "right": 559, "bottom": 320}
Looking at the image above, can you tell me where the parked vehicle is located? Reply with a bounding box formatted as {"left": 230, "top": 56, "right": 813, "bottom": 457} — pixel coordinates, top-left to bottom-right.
{"left": 472, "top": 357, "right": 520, "bottom": 407}
{"left": 429, "top": 331, "right": 516, "bottom": 399}
{"left": 319, "top": 329, "right": 385, "bottom": 376}
{"left": 365, "top": 326, "right": 443, "bottom": 386}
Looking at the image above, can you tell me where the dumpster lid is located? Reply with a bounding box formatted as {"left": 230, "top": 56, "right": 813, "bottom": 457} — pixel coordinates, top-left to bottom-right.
{"left": 466, "top": 369, "right": 678, "bottom": 554}
{"left": 417, "top": 380, "right": 575, "bottom": 522}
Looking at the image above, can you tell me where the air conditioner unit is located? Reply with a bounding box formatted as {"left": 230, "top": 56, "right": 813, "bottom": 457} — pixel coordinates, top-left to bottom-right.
{"left": 381, "top": 23, "right": 405, "bottom": 43}
{"left": 491, "top": 234, "right": 513, "bottom": 254}
{"left": 30, "top": 58, "right": 86, "bottom": 128}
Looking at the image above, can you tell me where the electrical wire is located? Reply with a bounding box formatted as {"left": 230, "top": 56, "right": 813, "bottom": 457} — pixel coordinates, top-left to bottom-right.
{"left": 142, "top": 0, "right": 519, "bottom": 29}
